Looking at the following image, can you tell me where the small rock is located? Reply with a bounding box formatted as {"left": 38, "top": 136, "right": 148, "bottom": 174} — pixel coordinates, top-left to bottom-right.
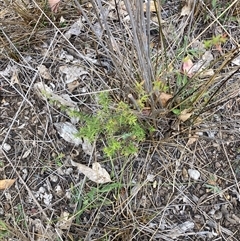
{"left": 147, "top": 174, "right": 155, "bottom": 182}
{"left": 188, "top": 169, "right": 200, "bottom": 180}
{"left": 65, "top": 168, "right": 73, "bottom": 175}
{"left": 0, "top": 207, "right": 4, "bottom": 215}
{"left": 55, "top": 185, "right": 63, "bottom": 196}
{"left": 22, "top": 168, "right": 28, "bottom": 181}
{"left": 215, "top": 162, "right": 221, "bottom": 169}
{"left": 38, "top": 187, "right": 46, "bottom": 193}
{"left": 3, "top": 143, "right": 11, "bottom": 152}
{"left": 43, "top": 193, "right": 52, "bottom": 205}
{"left": 50, "top": 174, "right": 58, "bottom": 182}
{"left": 65, "top": 190, "right": 71, "bottom": 199}
{"left": 214, "top": 211, "right": 222, "bottom": 220}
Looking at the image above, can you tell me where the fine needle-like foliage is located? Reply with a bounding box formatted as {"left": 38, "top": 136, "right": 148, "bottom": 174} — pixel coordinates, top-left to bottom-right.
{"left": 68, "top": 92, "right": 146, "bottom": 157}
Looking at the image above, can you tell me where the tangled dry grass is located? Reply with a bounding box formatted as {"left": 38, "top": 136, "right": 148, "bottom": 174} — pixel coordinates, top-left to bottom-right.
{"left": 0, "top": 0, "right": 240, "bottom": 240}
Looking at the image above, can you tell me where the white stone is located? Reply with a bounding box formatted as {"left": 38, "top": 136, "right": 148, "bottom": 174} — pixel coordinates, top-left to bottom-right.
{"left": 3, "top": 143, "right": 11, "bottom": 152}
{"left": 188, "top": 169, "right": 200, "bottom": 180}
{"left": 147, "top": 174, "right": 155, "bottom": 182}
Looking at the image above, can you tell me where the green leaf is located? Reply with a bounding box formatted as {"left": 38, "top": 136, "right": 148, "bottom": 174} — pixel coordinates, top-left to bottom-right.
{"left": 172, "top": 109, "right": 181, "bottom": 115}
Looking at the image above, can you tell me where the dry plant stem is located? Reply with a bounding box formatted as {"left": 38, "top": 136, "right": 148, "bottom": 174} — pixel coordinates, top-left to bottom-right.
{"left": 2, "top": 222, "right": 29, "bottom": 241}
{"left": 199, "top": 85, "right": 240, "bottom": 117}
{"left": 168, "top": 0, "right": 239, "bottom": 70}
{"left": 74, "top": 0, "right": 130, "bottom": 83}
{"left": 77, "top": 0, "right": 156, "bottom": 109}
{"left": 29, "top": 0, "right": 111, "bottom": 88}
{"left": 194, "top": 66, "right": 240, "bottom": 119}
{"left": 1, "top": 0, "right": 239, "bottom": 240}
{"left": 1, "top": 30, "right": 36, "bottom": 70}
{"left": 154, "top": 4, "right": 168, "bottom": 76}
{"left": 191, "top": 47, "right": 240, "bottom": 106}
{"left": 1, "top": 25, "right": 57, "bottom": 146}
{"left": 1, "top": 76, "right": 37, "bottom": 145}
{"left": 170, "top": 47, "right": 240, "bottom": 114}
{"left": 201, "top": 0, "right": 240, "bottom": 47}
{"left": 123, "top": 0, "right": 154, "bottom": 90}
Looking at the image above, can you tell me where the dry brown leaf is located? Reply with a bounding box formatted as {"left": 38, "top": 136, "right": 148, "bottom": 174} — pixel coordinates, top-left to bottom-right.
{"left": 178, "top": 109, "right": 192, "bottom": 122}
{"left": 158, "top": 92, "right": 173, "bottom": 107}
{"left": 81, "top": 138, "right": 94, "bottom": 156}
{"left": 64, "top": 18, "right": 83, "bottom": 39}
{"left": 0, "top": 179, "right": 16, "bottom": 190}
{"left": 180, "top": 5, "right": 191, "bottom": 16}
{"left": 10, "top": 70, "right": 20, "bottom": 85}
{"left": 71, "top": 160, "right": 112, "bottom": 184}
{"left": 34, "top": 82, "right": 77, "bottom": 108}
{"left": 59, "top": 65, "right": 88, "bottom": 83}
{"left": 67, "top": 80, "right": 80, "bottom": 93}
{"left": 202, "top": 50, "right": 214, "bottom": 62}
{"left": 186, "top": 133, "right": 199, "bottom": 146}
{"left": 37, "top": 65, "right": 52, "bottom": 80}
{"left": 56, "top": 211, "right": 72, "bottom": 230}
{"left": 182, "top": 51, "right": 214, "bottom": 78}
{"left": 207, "top": 175, "right": 218, "bottom": 186}
{"left": 182, "top": 167, "right": 188, "bottom": 180}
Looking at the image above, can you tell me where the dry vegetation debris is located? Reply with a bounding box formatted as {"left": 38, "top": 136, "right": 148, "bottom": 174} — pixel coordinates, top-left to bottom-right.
{"left": 0, "top": 0, "right": 240, "bottom": 240}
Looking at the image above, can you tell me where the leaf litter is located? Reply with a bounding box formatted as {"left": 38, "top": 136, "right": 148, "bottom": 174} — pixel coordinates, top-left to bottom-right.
{"left": 1, "top": 0, "right": 240, "bottom": 240}
{"left": 71, "top": 160, "right": 112, "bottom": 184}
{"left": 0, "top": 179, "right": 16, "bottom": 190}
{"left": 182, "top": 51, "right": 214, "bottom": 78}
{"left": 54, "top": 122, "right": 82, "bottom": 146}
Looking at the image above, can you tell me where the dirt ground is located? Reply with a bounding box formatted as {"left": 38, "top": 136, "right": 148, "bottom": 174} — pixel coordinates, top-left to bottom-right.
{"left": 0, "top": 0, "right": 240, "bottom": 240}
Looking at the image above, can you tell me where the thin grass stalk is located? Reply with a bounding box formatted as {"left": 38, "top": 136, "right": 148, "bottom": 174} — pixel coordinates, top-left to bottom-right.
{"left": 123, "top": 0, "right": 154, "bottom": 88}
{"left": 77, "top": 0, "right": 136, "bottom": 86}
{"left": 191, "top": 47, "right": 240, "bottom": 106}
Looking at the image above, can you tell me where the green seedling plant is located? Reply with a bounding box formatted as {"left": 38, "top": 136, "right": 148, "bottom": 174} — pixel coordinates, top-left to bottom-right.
{"left": 15, "top": 204, "right": 27, "bottom": 228}
{"left": 71, "top": 182, "right": 123, "bottom": 223}
{"left": 135, "top": 81, "right": 150, "bottom": 110}
{"left": 204, "top": 35, "right": 227, "bottom": 49}
{"left": 69, "top": 92, "right": 146, "bottom": 157}
{"left": 54, "top": 153, "right": 65, "bottom": 167}
{"left": 40, "top": 88, "right": 147, "bottom": 157}
{"left": 153, "top": 79, "right": 169, "bottom": 93}
{"left": 171, "top": 71, "right": 199, "bottom": 116}
{"left": 0, "top": 220, "right": 9, "bottom": 239}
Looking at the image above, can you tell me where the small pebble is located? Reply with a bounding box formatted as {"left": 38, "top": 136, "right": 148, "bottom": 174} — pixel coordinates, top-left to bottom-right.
{"left": 3, "top": 143, "right": 11, "bottom": 152}
{"left": 188, "top": 169, "right": 200, "bottom": 180}
{"left": 50, "top": 174, "right": 58, "bottom": 182}
{"left": 38, "top": 187, "right": 46, "bottom": 193}
{"left": 147, "top": 174, "right": 155, "bottom": 182}
{"left": 55, "top": 185, "right": 63, "bottom": 196}
{"left": 214, "top": 211, "right": 222, "bottom": 220}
